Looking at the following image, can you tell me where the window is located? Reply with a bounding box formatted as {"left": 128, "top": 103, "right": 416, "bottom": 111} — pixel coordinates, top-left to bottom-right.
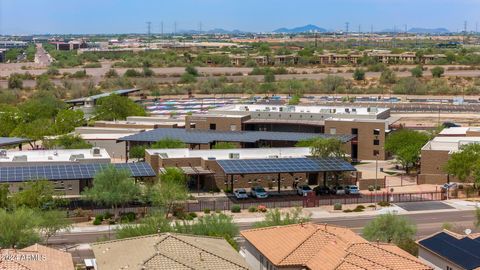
{"left": 209, "top": 123, "right": 216, "bottom": 130}
{"left": 189, "top": 123, "right": 196, "bottom": 129}
{"left": 373, "top": 129, "right": 380, "bottom": 135}
{"left": 230, "top": 124, "right": 237, "bottom": 131}
{"left": 373, "top": 139, "right": 380, "bottom": 145}
{"left": 373, "top": 150, "right": 380, "bottom": 156}
{"left": 330, "top": 128, "right": 336, "bottom": 135}
{"left": 351, "top": 128, "right": 358, "bottom": 135}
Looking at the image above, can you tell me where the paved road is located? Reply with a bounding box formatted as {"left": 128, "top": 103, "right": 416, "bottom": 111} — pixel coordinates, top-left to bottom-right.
{"left": 34, "top": 43, "right": 52, "bottom": 66}
{"left": 49, "top": 209, "right": 475, "bottom": 246}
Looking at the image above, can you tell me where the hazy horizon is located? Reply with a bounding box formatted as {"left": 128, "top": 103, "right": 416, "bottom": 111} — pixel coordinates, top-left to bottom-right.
{"left": 1, "top": 0, "right": 479, "bottom": 35}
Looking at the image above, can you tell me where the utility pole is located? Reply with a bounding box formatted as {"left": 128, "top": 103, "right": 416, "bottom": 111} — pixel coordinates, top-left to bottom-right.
{"left": 198, "top": 21, "right": 202, "bottom": 33}
{"left": 393, "top": 25, "right": 397, "bottom": 48}
{"left": 146, "top": 21, "right": 151, "bottom": 48}
{"left": 345, "top": 22, "right": 349, "bottom": 48}
{"left": 160, "top": 21, "right": 164, "bottom": 36}
{"left": 464, "top": 20, "right": 467, "bottom": 44}
{"left": 314, "top": 31, "right": 318, "bottom": 48}
{"left": 370, "top": 24, "right": 374, "bottom": 47}
{"left": 174, "top": 21, "right": 177, "bottom": 35}
{"left": 358, "top": 24, "right": 361, "bottom": 47}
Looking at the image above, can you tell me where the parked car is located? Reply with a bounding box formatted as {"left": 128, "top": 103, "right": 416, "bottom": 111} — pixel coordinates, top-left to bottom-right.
{"left": 233, "top": 188, "right": 249, "bottom": 199}
{"left": 250, "top": 186, "right": 269, "bottom": 198}
{"left": 313, "top": 186, "right": 331, "bottom": 195}
{"left": 296, "top": 185, "right": 313, "bottom": 196}
{"left": 332, "top": 186, "right": 346, "bottom": 195}
{"left": 345, "top": 185, "right": 360, "bottom": 195}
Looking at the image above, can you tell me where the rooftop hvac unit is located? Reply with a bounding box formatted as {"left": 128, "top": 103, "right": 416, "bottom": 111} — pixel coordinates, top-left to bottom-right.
{"left": 229, "top": 153, "right": 240, "bottom": 159}
{"left": 0, "top": 149, "right": 7, "bottom": 158}
{"left": 268, "top": 155, "right": 279, "bottom": 158}
{"left": 207, "top": 157, "right": 216, "bottom": 160}
{"left": 12, "top": 155, "right": 27, "bottom": 162}
{"left": 91, "top": 147, "right": 101, "bottom": 156}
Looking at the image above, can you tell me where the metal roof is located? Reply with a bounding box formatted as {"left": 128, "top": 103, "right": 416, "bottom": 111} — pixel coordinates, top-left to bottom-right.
{"left": 418, "top": 232, "right": 480, "bottom": 270}
{"left": 0, "top": 137, "right": 32, "bottom": 147}
{"left": 66, "top": 88, "right": 140, "bottom": 104}
{"left": 217, "top": 157, "right": 356, "bottom": 174}
{"left": 118, "top": 128, "right": 355, "bottom": 144}
{"left": 0, "top": 162, "right": 156, "bottom": 182}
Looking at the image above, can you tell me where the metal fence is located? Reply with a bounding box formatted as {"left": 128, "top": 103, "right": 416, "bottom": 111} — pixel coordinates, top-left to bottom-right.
{"left": 71, "top": 191, "right": 444, "bottom": 215}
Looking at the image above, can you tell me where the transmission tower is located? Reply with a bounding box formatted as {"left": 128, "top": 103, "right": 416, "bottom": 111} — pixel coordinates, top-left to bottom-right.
{"left": 146, "top": 21, "right": 152, "bottom": 48}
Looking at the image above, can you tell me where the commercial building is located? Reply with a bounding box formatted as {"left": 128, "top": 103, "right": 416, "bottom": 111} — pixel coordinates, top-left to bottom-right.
{"left": 0, "top": 161, "right": 156, "bottom": 195}
{"left": 419, "top": 132, "right": 480, "bottom": 184}
{"left": 0, "top": 40, "right": 28, "bottom": 49}
{"left": 417, "top": 230, "right": 480, "bottom": 270}
{"left": 0, "top": 148, "right": 111, "bottom": 167}
{"left": 0, "top": 244, "right": 74, "bottom": 270}
{"left": 145, "top": 147, "right": 356, "bottom": 192}
{"left": 185, "top": 104, "right": 390, "bottom": 160}
{"left": 241, "top": 223, "right": 432, "bottom": 270}
{"left": 91, "top": 233, "right": 250, "bottom": 270}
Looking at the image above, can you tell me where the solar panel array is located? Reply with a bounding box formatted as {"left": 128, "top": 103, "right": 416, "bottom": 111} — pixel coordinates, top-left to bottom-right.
{"left": 217, "top": 157, "right": 356, "bottom": 174}
{"left": 418, "top": 232, "right": 480, "bottom": 269}
{"left": 0, "top": 137, "right": 31, "bottom": 147}
{"left": 119, "top": 128, "right": 355, "bottom": 144}
{"left": 0, "top": 162, "right": 156, "bottom": 183}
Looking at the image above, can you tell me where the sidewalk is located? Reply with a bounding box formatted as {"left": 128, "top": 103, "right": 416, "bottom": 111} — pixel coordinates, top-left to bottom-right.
{"left": 66, "top": 199, "right": 477, "bottom": 233}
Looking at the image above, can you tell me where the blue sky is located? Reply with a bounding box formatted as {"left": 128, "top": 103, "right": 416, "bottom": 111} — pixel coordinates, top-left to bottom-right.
{"left": 1, "top": 0, "right": 479, "bottom": 34}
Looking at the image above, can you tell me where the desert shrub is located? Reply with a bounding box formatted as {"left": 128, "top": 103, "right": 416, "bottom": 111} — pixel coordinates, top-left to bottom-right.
{"left": 248, "top": 206, "right": 258, "bottom": 213}
{"left": 203, "top": 208, "right": 211, "bottom": 214}
{"left": 231, "top": 205, "right": 241, "bottom": 213}
{"left": 334, "top": 203, "right": 342, "bottom": 210}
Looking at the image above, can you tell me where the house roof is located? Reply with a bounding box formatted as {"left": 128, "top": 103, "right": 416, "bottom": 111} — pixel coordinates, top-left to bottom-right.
{"left": 417, "top": 230, "right": 480, "bottom": 270}
{"left": 91, "top": 233, "right": 249, "bottom": 270}
{"left": 241, "top": 223, "right": 432, "bottom": 270}
{"left": 0, "top": 244, "right": 74, "bottom": 270}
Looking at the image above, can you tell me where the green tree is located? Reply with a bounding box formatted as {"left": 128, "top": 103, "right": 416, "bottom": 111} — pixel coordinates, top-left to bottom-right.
{"left": 264, "top": 69, "right": 275, "bottom": 83}
{"left": 410, "top": 65, "right": 423, "bottom": 78}
{"left": 385, "top": 129, "right": 429, "bottom": 173}
{"left": 296, "top": 137, "right": 346, "bottom": 159}
{"left": 0, "top": 208, "right": 40, "bottom": 248}
{"left": 288, "top": 94, "right": 301, "bottom": 105}
{"left": 353, "top": 68, "right": 365, "bottom": 81}
{"left": 185, "top": 65, "right": 199, "bottom": 76}
{"left": 54, "top": 109, "right": 85, "bottom": 134}
{"left": 431, "top": 66, "right": 445, "bottom": 78}
{"left": 44, "top": 134, "right": 92, "bottom": 149}
{"left": 12, "top": 180, "right": 57, "bottom": 209}
{"left": 129, "top": 145, "right": 147, "bottom": 160}
{"left": 12, "top": 118, "right": 55, "bottom": 142}
{"left": 149, "top": 168, "right": 188, "bottom": 218}
{"left": 379, "top": 68, "right": 397, "bottom": 84}
{"left": 179, "top": 73, "right": 197, "bottom": 84}
{"left": 8, "top": 73, "right": 23, "bottom": 89}
{"left": 151, "top": 138, "right": 186, "bottom": 149}
{"left": 95, "top": 94, "right": 146, "bottom": 120}
{"left": 18, "top": 92, "right": 65, "bottom": 121}
{"left": 105, "top": 69, "right": 119, "bottom": 78}
{"left": 475, "top": 207, "right": 480, "bottom": 228}
{"left": 212, "top": 142, "right": 237, "bottom": 149}
{"left": 321, "top": 75, "right": 345, "bottom": 93}
{"left": 0, "top": 184, "right": 10, "bottom": 209}
{"left": 83, "top": 165, "right": 141, "bottom": 217}
{"left": 253, "top": 208, "right": 311, "bottom": 228}
{"left": 38, "top": 210, "right": 72, "bottom": 245}
{"left": 363, "top": 213, "right": 417, "bottom": 255}
{"left": 444, "top": 143, "right": 480, "bottom": 187}
{"left": 0, "top": 105, "right": 22, "bottom": 136}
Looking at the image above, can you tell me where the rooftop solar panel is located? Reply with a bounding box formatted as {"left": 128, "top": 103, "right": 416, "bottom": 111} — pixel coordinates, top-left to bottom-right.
{"left": 217, "top": 157, "right": 356, "bottom": 174}
{"left": 418, "top": 232, "right": 480, "bottom": 269}
{"left": 118, "top": 128, "right": 355, "bottom": 145}
{"left": 0, "top": 162, "right": 156, "bottom": 182}
{"left": 0, "top": 137, "right": 32, "bottom": 147}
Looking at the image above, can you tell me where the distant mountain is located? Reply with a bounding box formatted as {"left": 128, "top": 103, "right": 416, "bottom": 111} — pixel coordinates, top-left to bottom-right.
{"left": 273, "top": 24, "right": 328, "bottom": 33}
{"left": 177, "top": 28, "right": 247, "bottom": 34}
{"left": 407, "top": 27, "right": 450, "bottom": 34}
{"left": 379, "top": 27, "right": 450, "bottom": 34}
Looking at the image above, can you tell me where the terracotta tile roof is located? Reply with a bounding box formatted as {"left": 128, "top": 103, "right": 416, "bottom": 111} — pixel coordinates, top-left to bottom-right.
{"left": 0, "top": 244, "right": 74, "bottom": 270}
{"left": 241, "top": 223, "right": 432, "bottom": 270}
{"left": 91, "top": 233, "right": 250, "bottom": 270}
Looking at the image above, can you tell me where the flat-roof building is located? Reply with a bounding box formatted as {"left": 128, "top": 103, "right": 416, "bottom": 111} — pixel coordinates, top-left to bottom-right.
{"left": 419, "top": 133, "right": 480, "bottom": 184}
{"left": 0, "top": 148, "right": 111, "bottom": 167}
{"left": 185, "top": 105, "right": 390, "bottom": 160}
{"left": 145, "top": 147, "right": 356, "bottom": 192}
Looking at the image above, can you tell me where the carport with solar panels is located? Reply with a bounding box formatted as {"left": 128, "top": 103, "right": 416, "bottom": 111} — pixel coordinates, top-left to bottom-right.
{"left": 217, "top": 157, "right": 356, "bottom": 193}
